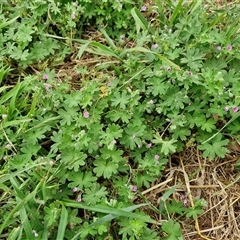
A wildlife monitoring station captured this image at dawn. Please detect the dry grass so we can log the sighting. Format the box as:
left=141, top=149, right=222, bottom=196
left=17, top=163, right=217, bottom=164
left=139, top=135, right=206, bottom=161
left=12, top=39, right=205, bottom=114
left=138, top=145, right=240, bottom=240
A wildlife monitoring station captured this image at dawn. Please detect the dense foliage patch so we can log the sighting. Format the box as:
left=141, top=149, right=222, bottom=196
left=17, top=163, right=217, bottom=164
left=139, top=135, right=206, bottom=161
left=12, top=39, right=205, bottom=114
left=1, top=1, right=240, bottom=239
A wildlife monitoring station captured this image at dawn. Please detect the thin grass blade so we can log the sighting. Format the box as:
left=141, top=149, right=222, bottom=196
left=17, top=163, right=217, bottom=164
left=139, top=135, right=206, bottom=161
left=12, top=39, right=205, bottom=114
left=62, top=199, right=156, bottom=223
left=56, top=205, right=68, bottom=240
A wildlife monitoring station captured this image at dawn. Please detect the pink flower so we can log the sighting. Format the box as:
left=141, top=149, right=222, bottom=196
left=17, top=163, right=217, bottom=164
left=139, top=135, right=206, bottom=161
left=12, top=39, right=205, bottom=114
left=83, top=111, right=89, bottom=118
left=146, top=143, right=152, bottom=148
left=73, top=187, right=78, bottom=192
left=153, top=43, right=158, bottom=49
left=43, top=83, right=51, bottom=92
left=227, top=45, right=232, bottom=50
left=141, top=5, right=147, bottom=12
left=183, top=199, right=188, bottom=206
left=216, top=46, right=221, bottom=51
left=233, top=106, right=238, bottom=113
left=76, top=197, right=82, bottom=202
left=71, top=12, right=76, bottom=20
left=43, top=74, right=49, bottom=80
left=224, top=107, right=229, bottom=112
left=131, top=185, right=137, bottom=192
left=154, top=155, right=159, bottom=160
left=180, top=194, right=185, bottom=201
left=149, top=100, right=154, bottom=104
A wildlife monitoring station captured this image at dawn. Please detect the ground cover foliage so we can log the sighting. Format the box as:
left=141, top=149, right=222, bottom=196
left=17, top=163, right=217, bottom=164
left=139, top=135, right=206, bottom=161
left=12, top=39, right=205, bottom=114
left=1, top=0, right=240, bottom=239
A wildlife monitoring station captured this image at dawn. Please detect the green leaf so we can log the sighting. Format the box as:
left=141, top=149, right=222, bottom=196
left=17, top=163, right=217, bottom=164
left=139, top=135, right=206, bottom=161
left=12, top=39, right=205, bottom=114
left=93, top=158, right=119, bottom=179
left=111, top=91, right=131, bottom=109
left=166, top=200, right=185, bottom=215
left=56, top=205, right=68, bottom=240
left=200, top=118, right=216, bottom=132
left=152, top=134, right=177, bottom=156
left=83, top=183, right=108, bottom=205
left=198, top=134, right=229, bottom=160
left=162, top=219, right=182, bottom=238
left=68, top=171, right=97, bottom=190
left=186, top=207, right=203, bottom=220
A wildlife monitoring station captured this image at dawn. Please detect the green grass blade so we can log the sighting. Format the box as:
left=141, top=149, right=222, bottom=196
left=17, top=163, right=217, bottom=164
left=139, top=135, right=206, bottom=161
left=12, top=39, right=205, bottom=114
left=153, top=0, right=168, bottom=26
left=161, top=184, right=181, bottom=201
left=131, top=8, right=155, bottom=35
left=56, top=205, right=68, bottom=240
left=208, top=11, right=226, bottom=31
left=202, top=111, right=240, bottom=144
left=71, top=203, right=152, bottom=240
left=28, top=91, right=38, bottom=117
left=76, top=42, right=90, bottom=59
left=0, top=162, right=47, bottom=184
left=1, top=118, right=32, bottom=129
left=90, top=203, right=149, bottom=227
left=0, top=83, right=21, bottom=105
left=75, top=40, right=121, bottom=60
left=99, top=27, right=117, bottom=49
left=0, top=15, right=19, bottom=29
left=8, top=227, right=22, bottom=240
left=169, top=0, right=183, bottom=28
left=121, top=46, right=181, bottom=70
left=62, top=199, right=156, bottom=223
left=10, top=177, right=33, bottom=239
left=0, top=85, right=12, bottom=93
left=0, top=64, right=10, bottom=85
left=0, top=179, right=44, bottom=236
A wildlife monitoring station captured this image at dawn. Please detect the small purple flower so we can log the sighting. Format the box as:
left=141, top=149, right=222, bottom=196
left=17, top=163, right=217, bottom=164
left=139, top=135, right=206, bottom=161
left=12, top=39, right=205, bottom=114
left=43, top=83, right=51, bottom=92
left=83, top=111, right=89, bottom=118
left=167, top=67, right=171, bottom=71
left=131, top=185, right=137, bottom=192
left=224, top=107, right=229, bottom=112
left=216, top=46, right=221, bottom=51
left=188, top=71, right=192, bottom=76
left=180, top=194, right=185, bottom=201
left=154, top=155, right=160, bottom=160
left=233, top=106, right=239, bottom=113
left=146, top=143, right=152, bottom=148
left=73, top=187, right=78, bottom=192
left=76, top=197, right=82, bottom=202
left=227, top=45, right=232, bottom=50
left=149, top=99, right=154, bottom=104
left=71, top=12, right=76, bottom=20
left=153, top=43, right=158, bottom=49
left=141, top=5, right=147, bottom=12
left=183, top=199, right=188, bottom=207
left=43, top=74, right=49, bottom=80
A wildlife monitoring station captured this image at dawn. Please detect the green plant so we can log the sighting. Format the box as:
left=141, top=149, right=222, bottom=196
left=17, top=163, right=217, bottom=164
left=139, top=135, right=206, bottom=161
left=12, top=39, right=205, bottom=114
left=0, top=0, right=141, bottom=68
left=1, top=1, right=240, bottom=239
